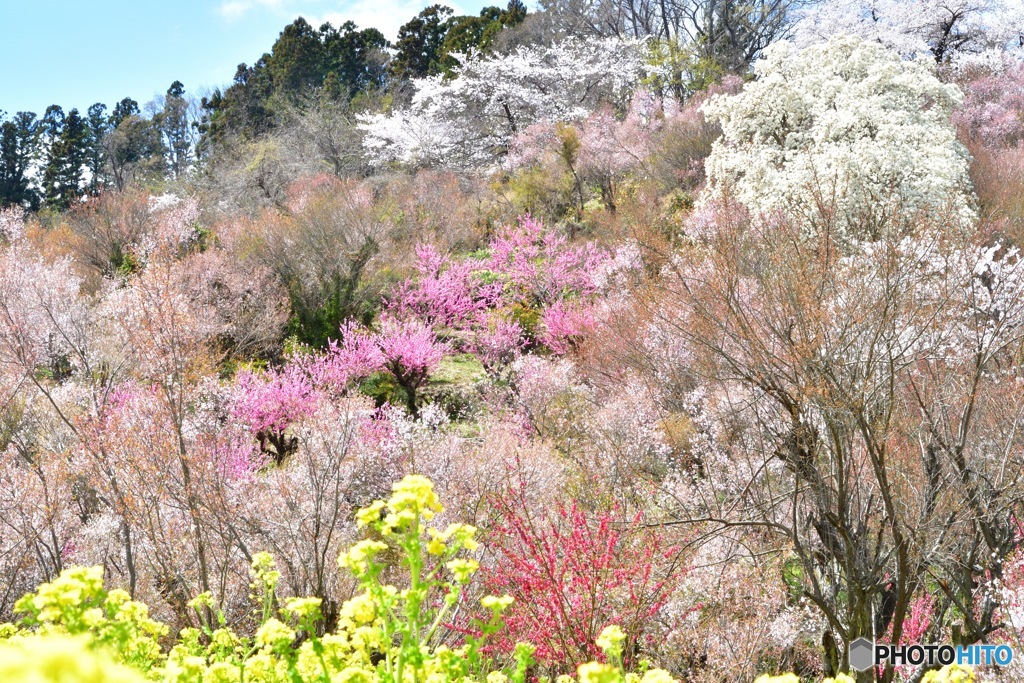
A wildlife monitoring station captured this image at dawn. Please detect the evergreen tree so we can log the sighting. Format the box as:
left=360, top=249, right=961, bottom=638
left=391, top=5, right=456, bottom=80
left=321, top=71, right=344, bottom=102
left=268, top=18, right=326, bottom=97
left=436, top=1, right=528, bottom=73
left=0, top=111, right=39, bottom=210
left=161, top=81, right=191, bottom=179
left=41, top=108, right=88, bottom=210
left=201, top=57, right=275, bottom=145
left=322, top=21, right=389, bottom=93
left=85, top=103, right=109, bottom=195
left=110, top=97, right=140, bottom=127
left=40, top=105, right=66, bottom=208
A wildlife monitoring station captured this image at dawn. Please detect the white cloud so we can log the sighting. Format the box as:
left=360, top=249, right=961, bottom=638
left=219, top=0, right=292, bottom=21
left=219, top=1, right=253, bottom=20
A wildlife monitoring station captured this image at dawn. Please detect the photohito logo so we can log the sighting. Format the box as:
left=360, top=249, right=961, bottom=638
left=848, top=638, right=1014, bottom=671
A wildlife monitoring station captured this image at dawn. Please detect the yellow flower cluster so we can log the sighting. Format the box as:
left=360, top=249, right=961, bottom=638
left=922, top=664, right=976, bottom=683
left=355, top=475, right=444, bottom=537
left=427, top=523, right=479, bottom=555
left=575, top=661, right=678, bottom=683
left=5, top=563, right=167, bottom=674
left=0, top=475, right=693, bottom=683
left=0, top=635, right=146, bottom=683
left=596, top=625, right=626, bottom=656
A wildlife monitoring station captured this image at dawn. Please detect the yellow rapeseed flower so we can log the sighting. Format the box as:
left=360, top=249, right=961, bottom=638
left=0, top=635, right=146, bottom=683
left=578, top=661, right=620, bottom=683
left=480, top=595, right=514, bottom=613
left=753, top=675, right=800, bottom=683
left=596, top=625, right=626, bottom=655
left=284, top=597, right=323, bottom=621
left=255, top=618, right=296, bottom=650
left=445, top=558, right=479, bottom=584
left=388, top=475, right=443, bottom=520
left=640, top=669, right=677, bottom=683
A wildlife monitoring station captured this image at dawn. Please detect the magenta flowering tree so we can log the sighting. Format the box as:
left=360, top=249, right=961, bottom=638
left=374, top=316, right=448, bottom=417
left=314, top=316, right=447, bottom=418
left=486, top=216, right=608, bottom=304
left=387, top=216, right=621, bottom=370
left=226, top=216, right=628, bottom=434
left=230, top=364, right=316, bottom=464
left=303, top=319, right=386, bottom=392
left=539, top=300, right=597, bottom=355
left=470, top=314, right=526, bottom=369
left=228, top=319, right=387, bottom=461
left=389, top=244, right=496, bottom=330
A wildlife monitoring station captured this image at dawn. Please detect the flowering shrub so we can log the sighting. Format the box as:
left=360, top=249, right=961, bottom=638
left=484, top=487, right=685, bottom=674
left=703, top=35, right=975, bottom=238
left=230, top=364, right=316, bottom=463
left=955, top=62, right=1024, bottom=148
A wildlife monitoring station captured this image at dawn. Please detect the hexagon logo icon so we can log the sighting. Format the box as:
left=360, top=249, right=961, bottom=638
left=849, top=637, right=875, bottom=672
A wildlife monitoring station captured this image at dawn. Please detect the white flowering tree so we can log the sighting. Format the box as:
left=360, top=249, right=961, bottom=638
left=359, top=37, right=646, bottom=168
left=702, top=35, right=975, bottom=240
left=792, top=0, right=1024, bottom=65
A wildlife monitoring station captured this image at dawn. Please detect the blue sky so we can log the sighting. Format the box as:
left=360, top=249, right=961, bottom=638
left=0, top=0, right=495, bottom=117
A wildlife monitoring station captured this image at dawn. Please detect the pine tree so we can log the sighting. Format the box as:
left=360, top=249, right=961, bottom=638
left=161, top=81, right=191, bottom=179
left=322, top=22, right=389, bottom=94
left=0, top=111, right=39, bottom=209
left=85, top=103, right=109, bottom=195
left=435, top=1, right=528, bottom=74
left=391, top=5, right=455, bottom=81
left=110, top=97, right=140, bottom=127
left=40, top=107, right=89, bottom=210
left=267, top=18, right=326, bottom=97
left=40, top=105, right=66, bottom=208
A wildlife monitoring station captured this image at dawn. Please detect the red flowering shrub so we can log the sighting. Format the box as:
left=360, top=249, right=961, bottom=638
left=483, top=486, right=686, bottom=674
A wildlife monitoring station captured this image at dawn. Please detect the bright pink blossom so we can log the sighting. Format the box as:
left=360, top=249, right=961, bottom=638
left=539, top=300, right=597, bottom=354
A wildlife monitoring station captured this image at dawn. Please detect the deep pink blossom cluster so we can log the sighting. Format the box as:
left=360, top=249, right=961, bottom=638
left=230, top=364, right=317, bottom=462
left=389, top=216, right=618, bottom=366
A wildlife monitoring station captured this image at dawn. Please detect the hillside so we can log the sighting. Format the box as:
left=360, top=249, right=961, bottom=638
left=2, top=2, right=1024, bottom=683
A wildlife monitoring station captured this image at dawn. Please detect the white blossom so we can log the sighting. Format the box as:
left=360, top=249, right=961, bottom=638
left=792, top=0, right=1024, bottom=66
left=702, top=35, right=976, bottom=239
left=360, top=37, right=646, bottom=168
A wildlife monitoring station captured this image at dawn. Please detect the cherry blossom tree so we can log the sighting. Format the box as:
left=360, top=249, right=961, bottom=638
left=360, top=37, right=646, bottom=168
left=792, top=0, right=1024, bottom=65
left=954, top=61, right=1024, bottom=148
